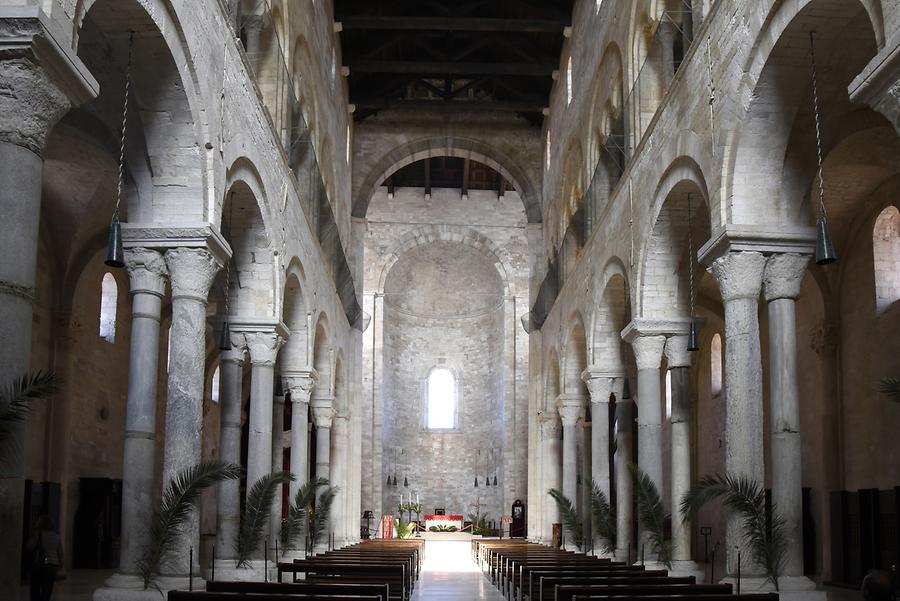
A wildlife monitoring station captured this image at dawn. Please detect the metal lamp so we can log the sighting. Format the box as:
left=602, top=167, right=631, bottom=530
left=105, top=34, right=134, bottom=268
left=810, top=32, right=837, bottom=266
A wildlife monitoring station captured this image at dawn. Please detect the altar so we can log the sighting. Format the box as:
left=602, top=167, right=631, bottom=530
left=424, top=514, right=464, bottom=530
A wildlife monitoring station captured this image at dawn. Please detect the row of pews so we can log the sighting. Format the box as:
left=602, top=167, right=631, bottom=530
left=167, top=539, right=424, bottom=601
left=472, top=539, right=780, bottom=601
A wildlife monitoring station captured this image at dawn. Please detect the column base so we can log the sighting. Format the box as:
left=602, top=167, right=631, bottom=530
left=667, top=560, right=706, bottom=579
left=719, top=575, right=826, bottom=601
left=94, top=574, right=206, bottom=601
left=211, top=559, right=278, bottom=583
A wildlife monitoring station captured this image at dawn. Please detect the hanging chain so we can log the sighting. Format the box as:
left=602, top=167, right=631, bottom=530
left=112, top=33, right=135, bottom=224
left=222, top=192, right=235, bottom=317
left=706, top=35, right=716, bottom=160
left=809, top=31, right=828, bottom=222
left=687, top=193, right=695, bottom=320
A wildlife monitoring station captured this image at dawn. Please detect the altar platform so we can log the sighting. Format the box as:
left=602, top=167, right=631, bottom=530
left=420, top=530, right=481, bottom=541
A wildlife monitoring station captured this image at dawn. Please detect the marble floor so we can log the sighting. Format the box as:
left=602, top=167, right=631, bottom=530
left=410, top=540, right=506, bottom=600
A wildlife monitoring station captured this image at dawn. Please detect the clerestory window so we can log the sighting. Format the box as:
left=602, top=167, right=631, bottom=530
left=426, top=368, right=457, bottom=430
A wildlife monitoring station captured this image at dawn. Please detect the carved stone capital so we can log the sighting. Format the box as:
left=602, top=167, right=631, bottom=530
left=538, top=413, right=562, bottom=440
left=629, top=335, right=666, bottom=371
left=0, top=9, right=99, bottom=155
left=124, top=248, right=168, bottom=297
left=665, top=334, right=692, bottom=369
left=556, top=396, right=586, bottom=427
left=219, top=349, right=245, bottom=366
left=243, top=331, right=285, bottom=367
left=763, top=253, right=810, bottom=302
left=709, top=251, right=766, bottom=302
left=581, top=371, right=615, bottom=405
left=282, top=369, right=318, bottom=405
left=164, top=247, right=222, bottom=303
left=311, top=405, right=334, bottom=429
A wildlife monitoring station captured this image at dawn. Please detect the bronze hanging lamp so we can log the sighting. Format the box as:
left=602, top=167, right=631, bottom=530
left=809, top=32, right=837, bottom=265
left=105, top=34, right=135, bottom=268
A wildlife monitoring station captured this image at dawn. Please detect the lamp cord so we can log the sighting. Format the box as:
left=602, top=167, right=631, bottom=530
left=809, top=31, right=828, bottom=222
left=112, top=33, right=134, bottom=224
left=688, top=193, right=695, bottom=320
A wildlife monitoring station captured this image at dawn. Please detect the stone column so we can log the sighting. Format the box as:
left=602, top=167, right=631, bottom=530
left=242, top=15, right=265, bottom=74
left=0, top=11, right=97, bottom=596
left=539, top=413, right=562, bottom=544
left=331, top=414, right=350, bottom=548
left=582, top=370, right=619, bottom=555
left=311, top=403, right=334, bottom=552
left=215, top=348, right=245, bottom=561
left=708, top=251, right=767, bottom=575
left=665, top=334, right=697, bottom=568
left=557, top=397, right=586, bottom=510
left=657, top=20, right=678, bottom=88
left=614, top=394, right=635, bottom=562
left=243, top=332, right=284, bottom=494
left=283, top=371, right=316, bottom=496
left=270, top=382, right=286, bottom=559
left=118, top=249, right=168, bottom=575
left=628, top=335, right=666, bottom=516
left=763, top=253, right=811, bottom=578
left=161, top=247, right=223, bottom=577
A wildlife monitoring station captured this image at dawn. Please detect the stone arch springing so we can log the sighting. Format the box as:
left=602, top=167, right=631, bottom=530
left=590, top=258, right=631, bottom=371
left=562, top=314, right=589, bottom=397
left=638, top=157, right=711, bottom=319
left=353, top=136, right=541, bottom=223
left=545, top=348, right=561, bottom=411
left=873, top=205, right=900, bottom=315
left=75, top=0, right=206, bottom=223
left=311, top=313, right=332, bottom=400
left=727, top=0, right=883, bottom=227
left=281, top=258, right=310, bottom=370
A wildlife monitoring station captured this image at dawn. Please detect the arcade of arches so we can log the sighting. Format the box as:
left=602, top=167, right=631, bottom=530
left=0, top=0, right=899, bottom=599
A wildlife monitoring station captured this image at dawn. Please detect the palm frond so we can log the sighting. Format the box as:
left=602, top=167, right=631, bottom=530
left=677, top=473, right=787, bottom=589
left=628, top=464, right=670, bottom=567
left=137, top=461, right=241, bottom=589
left=281, top=477, right=328, bottom=550
left=589, top=480, right=616, bottom=554
left=548, top=488, right=583, bottom=551
left=236, top=471, right=294, bottom=567
left=0, top=372, right=60, bottom=464
left=309, top=485, right=338, bottom=550
left=879, top=377, right=900, bottom=403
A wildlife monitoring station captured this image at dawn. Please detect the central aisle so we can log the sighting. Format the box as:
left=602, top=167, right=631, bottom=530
left=410, top=540, right=506, bottom=601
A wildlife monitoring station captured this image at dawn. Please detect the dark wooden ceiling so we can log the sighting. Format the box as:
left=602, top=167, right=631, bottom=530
left=335, top=0, right=575, bottom=126
left=386, top=157, right=509, bottom=195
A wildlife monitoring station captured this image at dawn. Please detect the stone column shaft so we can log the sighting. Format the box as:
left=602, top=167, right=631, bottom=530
left=244, top=332, right=283, bottom=493
left=118, top=249, right=168, bottom=573
left=270, top=389, right=286, bottom=557
left=539, top=414, right=562, bottom=543
left=216, top=350, right=244, bottom=560
left=764, top=253, right=811, bottom=577
left=331, top=414, right=349, bottom=547
left=0, top=14, right=97, bottom=595
left=709, top=251, right=767, bottom=575
left=557, top=400, right=585, bottom=508
left=311, top=404, right=334, bottom=551
left=665, top=334, right=693, bottom=563
left=161, top=248, right=222, bottom=576
left=584, top=372, right=619, bottom=555
left=614, top=397, right=635, bottom=561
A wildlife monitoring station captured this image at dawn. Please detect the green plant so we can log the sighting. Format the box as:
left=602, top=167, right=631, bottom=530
left=628, top=464, right=670, bottom=567
left=235, top=471, right=294, bottom=567
left=0, top=372, right=59, bottom=464
left=879, top=377, right=900, bottom=402
left=429, top=524, right=458, bottom=532
left=467, top=510, right=491, bottom=536
left=589, top=479, right=616, bottom=554
left=281, top=477, right=329, bottom=551
left=680, top=473, right=787, bottom=590
left=308, top=485, right=338, bottom=552
left=547, top=488, right=583, bottom=551
left=394, top=518, right=416, bottom=539
left=137, top=461, right=241, bottom=589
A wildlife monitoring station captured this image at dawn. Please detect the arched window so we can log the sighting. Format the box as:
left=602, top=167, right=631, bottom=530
left=566, top=56, right=573, bottom=105
left=546, top=129, right=552, bottom=170
left=99, top=273, right=118, bottom=343
left=426, top=368, right=457, bottom=430
left=873, top=206, right=900, bottom=315
left=710, top=333, right=723, bottom=397
left=346, top=124, right=351, bottom=164
left=664, top=370, right=672, bottom=419
left=210, top=366, right=221, bottom=403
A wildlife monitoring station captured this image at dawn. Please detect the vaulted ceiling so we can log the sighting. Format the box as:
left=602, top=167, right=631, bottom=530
left=335, top=0, right=575, bottom=126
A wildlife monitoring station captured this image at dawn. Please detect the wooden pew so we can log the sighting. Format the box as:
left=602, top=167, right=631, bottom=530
left=277, top=561, right=408, bottom=601
left=169, top=593, right=380, bottom=601
left=206, top=579, right=390, bottom=601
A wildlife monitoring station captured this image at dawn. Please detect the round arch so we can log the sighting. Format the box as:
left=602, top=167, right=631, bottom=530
left=352, top=137, right=542, bottom=223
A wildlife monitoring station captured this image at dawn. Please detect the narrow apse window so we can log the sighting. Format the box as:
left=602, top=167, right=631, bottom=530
left=566, top=56, right=573, bottom=105
left=426, top=368, right=457, bottom=430
left=211, top=365, right=221, bottom=404
left=99, top=273, right=118, bottom=343
left=546, top=129, right=552, bottom=170
left=710, top=333, right=723, bottom=396
left=665, top=370, right=672, bottom=419
left=873, top=206, right=900, bottom=315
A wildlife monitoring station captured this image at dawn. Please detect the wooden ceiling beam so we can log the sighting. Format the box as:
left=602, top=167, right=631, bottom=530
left=351, top=98, right=546, bottom=113
left=340, top=16, right=568, bottom=33
left=349, top=60, right=555, bottom=76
